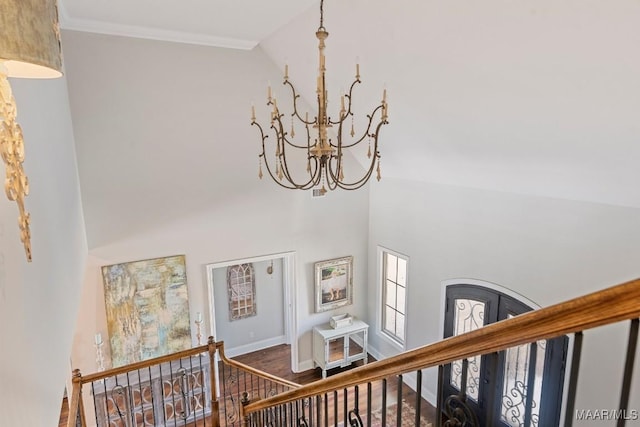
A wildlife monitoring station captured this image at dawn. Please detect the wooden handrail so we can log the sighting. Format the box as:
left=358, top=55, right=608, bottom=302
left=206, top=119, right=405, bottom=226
left=217, top=342, right=301, bottom=389
left=244, top=277, right=640, bottom=414
left=80, top=343, right=210, bottom=383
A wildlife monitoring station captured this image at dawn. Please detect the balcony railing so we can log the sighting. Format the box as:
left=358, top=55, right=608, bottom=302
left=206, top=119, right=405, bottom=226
left=67, top=278, right=640, bottom=427
left=67, top=338, right=299, bottom=427
left=239, top=278, right=640, bottom=427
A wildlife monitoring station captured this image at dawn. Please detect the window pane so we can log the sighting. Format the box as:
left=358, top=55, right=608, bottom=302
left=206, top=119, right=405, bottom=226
left=386, top=253, right=397, bottom=281
left=396, top=286, right=406, bottom=314
left=384, top=307, right=396, bottom=334
left=396, top=313, right=405, bottom=340
left=397, top=257, right=407, bottom=286
left=385, top=280, right=396, bottom=308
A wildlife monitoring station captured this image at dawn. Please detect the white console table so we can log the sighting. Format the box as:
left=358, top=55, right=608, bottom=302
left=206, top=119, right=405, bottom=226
left=313, top=319, right=369, bottom=378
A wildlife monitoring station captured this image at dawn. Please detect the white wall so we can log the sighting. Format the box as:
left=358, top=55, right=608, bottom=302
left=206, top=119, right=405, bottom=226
left=212, top=258, right=285, bottom=353
left=367, top=177, right=640, bottom=423
left=0, top=76, right=87, bottom=424
left=71, top=185, right=369, bottom=373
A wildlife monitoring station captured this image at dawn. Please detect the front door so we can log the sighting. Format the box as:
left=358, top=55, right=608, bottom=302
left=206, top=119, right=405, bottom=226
left=441, top=283, right=568, bottom=427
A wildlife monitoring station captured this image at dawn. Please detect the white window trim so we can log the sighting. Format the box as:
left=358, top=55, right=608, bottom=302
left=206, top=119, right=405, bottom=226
left=377, top=245, right=409, bottom=350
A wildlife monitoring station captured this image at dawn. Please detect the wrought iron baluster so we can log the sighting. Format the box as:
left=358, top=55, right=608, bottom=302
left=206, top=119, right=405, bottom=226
left=343, top=388, right=348, bottom=427
left=524, top=343, right=537, bottom=427
left=397, top=374, right=403, bottom=427
left=324, top=392, right=329, bottom=427
left=347, top=409, right=364, bottom=427
left=416, top=370, right=423, bottom=427
left=381, top=378, right=387, bottom=427
left=437, top=366, right=444, bottom=427
left=90, top=380, right=99, bottom=426
left=333, top=390, right=338, bottom=427
left=618, top=318, right=639, bottom=427
left=316, top=395, right=322, bottom=427
left=564, top=332, right=583, bottom=427
left=366, top=382, right=372, bottom=427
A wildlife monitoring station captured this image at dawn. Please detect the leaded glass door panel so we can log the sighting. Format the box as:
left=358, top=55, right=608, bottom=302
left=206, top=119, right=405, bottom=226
left=441, top=284, right=568, bottom=427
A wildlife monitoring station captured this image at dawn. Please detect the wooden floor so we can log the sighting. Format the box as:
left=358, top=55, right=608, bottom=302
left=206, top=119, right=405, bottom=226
left=60, top=344, right=437, bottom=426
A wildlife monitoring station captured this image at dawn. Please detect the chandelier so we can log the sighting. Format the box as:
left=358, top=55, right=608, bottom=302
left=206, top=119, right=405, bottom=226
left=251, top=0, right=388, bottom=194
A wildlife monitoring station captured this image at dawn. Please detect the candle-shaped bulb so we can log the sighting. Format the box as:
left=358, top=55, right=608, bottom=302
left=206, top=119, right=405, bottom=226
left=95, top=333, right=102, bottom=345
left=267, top=82, right=272, bottom=100
left=196, top=312, right=203, bottom=323
left=356, top=63, right=360, bottom=79
left=383, top=88, right=387, bottom=103
left=251, top=104, right=256, bottom=122
left=341, top=94, right=346, bottom=114
left=284, top=64, right=289, bottom=80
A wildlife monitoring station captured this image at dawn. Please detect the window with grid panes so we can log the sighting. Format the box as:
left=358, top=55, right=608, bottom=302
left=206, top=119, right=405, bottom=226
left=381, top=250, right=407, bottom=345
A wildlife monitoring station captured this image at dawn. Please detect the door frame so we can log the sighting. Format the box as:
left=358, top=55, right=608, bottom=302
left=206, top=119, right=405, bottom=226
left=206, top=251, right=297, bottom=371
left=439, top=278, right=573, bottom=426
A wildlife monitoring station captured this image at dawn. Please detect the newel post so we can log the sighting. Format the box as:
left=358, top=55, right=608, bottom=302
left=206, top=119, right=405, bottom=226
left=208, top=336, right=220, bottom=427
left=67, top=368, right=86, bottom=427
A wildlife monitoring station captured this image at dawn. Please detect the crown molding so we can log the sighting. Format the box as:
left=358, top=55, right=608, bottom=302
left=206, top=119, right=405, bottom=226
left=58, top=7, right=258, bottom=50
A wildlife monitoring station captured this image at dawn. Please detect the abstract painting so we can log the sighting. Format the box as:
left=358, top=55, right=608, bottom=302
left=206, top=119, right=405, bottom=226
left=101, top=255, right=191, bottom=367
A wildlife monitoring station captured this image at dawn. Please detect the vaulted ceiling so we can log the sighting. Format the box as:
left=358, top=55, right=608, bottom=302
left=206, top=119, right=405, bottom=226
left=59, top=0, right=640, bottom=247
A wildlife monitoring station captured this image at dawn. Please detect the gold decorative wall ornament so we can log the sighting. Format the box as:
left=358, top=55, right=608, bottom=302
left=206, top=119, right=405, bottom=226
left=0, top=0, right=63, bottom=261
left=0, top=70, right=31, bottom=260
left=251, top=0, right=388, bottom=194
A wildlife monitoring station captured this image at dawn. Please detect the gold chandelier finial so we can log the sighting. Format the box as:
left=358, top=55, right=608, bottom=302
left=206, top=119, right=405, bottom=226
left=251, top=0, right=388, bottom=192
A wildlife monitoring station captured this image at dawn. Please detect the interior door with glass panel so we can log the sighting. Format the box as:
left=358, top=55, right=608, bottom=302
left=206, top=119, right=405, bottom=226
left=441, top=284, right=568, bottom=427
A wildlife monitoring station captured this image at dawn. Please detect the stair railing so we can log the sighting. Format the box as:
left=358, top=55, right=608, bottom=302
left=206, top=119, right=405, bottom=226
left=240, top=278, right=640, bottom=427
left=67, top=337, right=300, bottom=427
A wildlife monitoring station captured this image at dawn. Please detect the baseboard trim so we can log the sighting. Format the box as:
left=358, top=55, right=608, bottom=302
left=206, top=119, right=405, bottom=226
left=224, top=335, right=286, bottom=358
left=297, top=359, right=315, bottom=372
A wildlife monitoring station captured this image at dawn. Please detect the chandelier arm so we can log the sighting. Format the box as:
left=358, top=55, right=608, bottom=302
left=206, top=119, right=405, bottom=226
left=270, top=120, right=321, bottom=189
left=254, top=119, right=311, bottom=190
left=251, top=120, right=270, bottom=157
left=328, top=78, right=361, bottom=126
left=325, top=162, right=340, bottom=191
left=284, top=79, right=317, bottom=126
left=258, top=153, right=301, bottom=190
left=331, top=104, right=386, bottom=149
left=329, top=120, right=385, bottom=190
left=280, top=154, right=320, bottom=190
left=272, top=109, right=316, bottom=150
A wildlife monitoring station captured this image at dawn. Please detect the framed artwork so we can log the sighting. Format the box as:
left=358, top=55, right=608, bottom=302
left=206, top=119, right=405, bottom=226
left=315, top=256, right=353, bottom=313
left=227, top=263, right=257, bottom=321
left=101, top=255, right=191, bottom=367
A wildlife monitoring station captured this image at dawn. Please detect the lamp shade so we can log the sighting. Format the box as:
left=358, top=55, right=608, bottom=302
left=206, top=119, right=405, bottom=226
left=0, top=0, right=63, bottom=78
